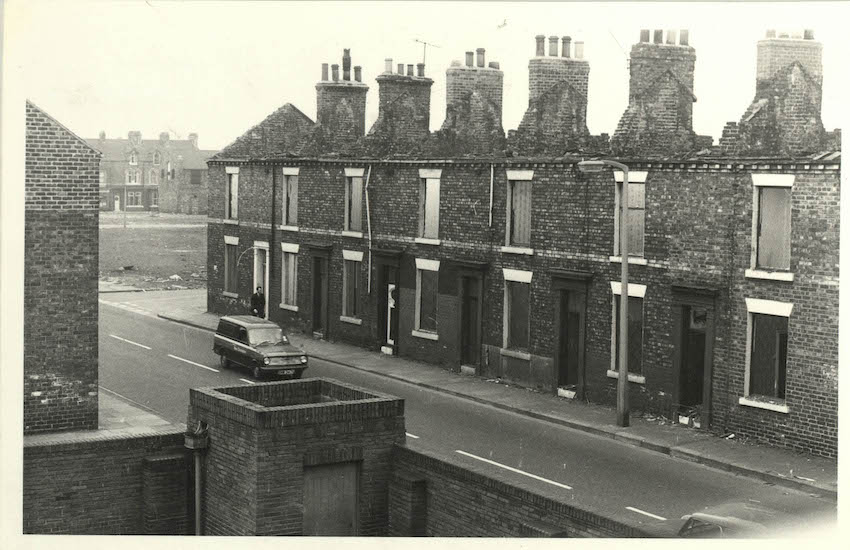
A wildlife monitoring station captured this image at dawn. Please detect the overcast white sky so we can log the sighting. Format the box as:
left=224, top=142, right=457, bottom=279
left=4, top=0, right=849, bottom=150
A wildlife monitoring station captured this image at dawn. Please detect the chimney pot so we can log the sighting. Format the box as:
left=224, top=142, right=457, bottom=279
left=778, top=32, right=789, bottom=38
left=407, top=64, right=414, bottom=76
left=488, top=61, right=500, bottom=69
left=465, top=51, right=474, bottom=67
left=342, top=49, right=351, bottom=80
left=417, top=63, right=425, bottom=77
left=804, top=29, right=815, bottom=40
left=766, top=29, right=776, bottom=38
left=354, top=66, right=362, bottom=82
left=640, top=29, right=650, bottom=43
left=679, top=29, right=689, bottom=46
left=188, top=133, right=198, bottom=148
left=574, top=41, right=584, bottom=59
left=666, top=30, right=676, bottom=44
left=398, top=63, right=404, bottom=75
left=548, top=36, right=558, bottom=56
left=535, top=35, right=546, bottom=56
left=653, top=30, right=663, bottom=44
left=384, top=58, right=392, bottom=73
left=561, top=36, right=571, bottom=57
left=476, top=47, right=485, bottom=67
left=321, top=63, right=329, bottom=81
left=332, top=64, right=339, bottom=81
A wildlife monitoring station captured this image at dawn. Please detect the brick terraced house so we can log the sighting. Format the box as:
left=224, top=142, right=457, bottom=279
left=87, top=131, right=217, bottom=213
left=206, top=32, right=840, bottom=457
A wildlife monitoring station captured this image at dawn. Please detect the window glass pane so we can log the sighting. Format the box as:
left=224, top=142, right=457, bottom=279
left=225, top=244, right=238, bottom=293
left=287, top=175, right=298, bottom=225
left=419, top=270, right=438, bottom=332
left=228, top=174, right=239, bottom=219
left=614, top=296, right=643, bottom=374
left=757, top=187, right=791, bottom=270
left=348, top=177, right=362, bottom=231
left=510, top=181, right=531, bottom=246
left=282, top=253, right=297, bottom=306
left=344, top=260, right=360, bottom=317
left=507, top=281, right=530, bottom=350
left=423, top=179, right=440, bottom=239
left=749, top=314, right=788, bottom=398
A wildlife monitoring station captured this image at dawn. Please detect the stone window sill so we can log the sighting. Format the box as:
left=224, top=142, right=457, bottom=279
left=745, top=269, right=794, bottom=282
left=340, top=315, right=363, bottom=326
left=609, top=256, right=648, bottom=266
left=606, top=369, right=646, bottom=384
left=500, top=348, right=531, bottom=361
left=223, top=219, right=239, bottom=225
left=280, top=304, right=299, bottom=312
left=501, top=246, right=534, bottom=256
left=342, top=230, right=363, bottom=238
left=412, top=329, right=438, bottom=341
left=278, top=225, right=299, bottom=233
left=415, top=237, right=441, bottom=246
left=739, top=396, right=789, bottom=414
left=223, top=291, right=239, bottom=298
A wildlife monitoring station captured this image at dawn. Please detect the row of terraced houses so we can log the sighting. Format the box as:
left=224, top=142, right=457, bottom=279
left=206, top=29, right=840, bottom=457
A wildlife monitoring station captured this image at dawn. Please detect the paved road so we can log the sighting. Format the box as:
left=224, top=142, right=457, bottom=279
left=99, top=297, right=835, bottom=536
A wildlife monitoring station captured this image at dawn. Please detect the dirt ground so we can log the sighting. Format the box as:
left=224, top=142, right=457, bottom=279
left=99, top=212, right=207, bottom=290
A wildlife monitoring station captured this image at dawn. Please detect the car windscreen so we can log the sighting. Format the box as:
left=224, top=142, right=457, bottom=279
left=247, top=327, right=288, bottom=346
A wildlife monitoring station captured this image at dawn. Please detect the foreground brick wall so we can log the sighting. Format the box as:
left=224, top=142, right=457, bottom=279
left=23, top=427, right=189, bottom=534
left=24, top=101, right=101, bottom=433
left=390, top=445, right=649, bottom=537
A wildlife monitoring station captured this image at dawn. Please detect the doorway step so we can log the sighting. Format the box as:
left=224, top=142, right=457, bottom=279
left=557, top=385, right=577, bottom=399
left=460, top=365, right=476, bottom=376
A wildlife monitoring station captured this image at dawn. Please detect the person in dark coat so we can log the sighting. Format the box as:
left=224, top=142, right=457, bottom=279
left=251, top=286, right=265, bottom=318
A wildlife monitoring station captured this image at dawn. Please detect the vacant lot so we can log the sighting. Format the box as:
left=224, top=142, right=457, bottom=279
left=100, top=213, right=207, bottom=290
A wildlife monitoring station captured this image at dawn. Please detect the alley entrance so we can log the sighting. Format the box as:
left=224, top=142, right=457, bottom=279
left=552, top=271, right=590, bottom=398
left=671, top=287, right=716, bottom=429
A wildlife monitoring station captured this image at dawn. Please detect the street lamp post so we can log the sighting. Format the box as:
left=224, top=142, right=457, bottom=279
left=577, top=159, right=630, bottom=427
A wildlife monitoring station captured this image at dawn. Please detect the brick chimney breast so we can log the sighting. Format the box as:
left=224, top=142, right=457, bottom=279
left=368, top=57, right=433, bottom=145
left=128, top=131, right=141, bottom=146
left=316, top=49, right=369, bottom=150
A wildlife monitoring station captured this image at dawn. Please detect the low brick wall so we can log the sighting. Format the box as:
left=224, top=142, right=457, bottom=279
left=23, top=426, right=189, bottom=534
left=390, top=445, right=651, bottom=537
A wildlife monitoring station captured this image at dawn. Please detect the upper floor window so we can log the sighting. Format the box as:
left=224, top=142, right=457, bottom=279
left=126, top=170, right=140, bottom=184
left=189, top=169, right=202, bottom=185
left=149, top=169, right=157, bottom=185
left=419, top=169, right=441, bottom=241
left=614, top=171, right=646, bottom=258
left=153, top=151, right=161, bottom=165
left=506, top=170, right=533, bottom=248
left=225, top=167, right=239, bottom=220
left=282, top=167, right=299, bottom=227
left=129, top=152, right=138, bottom=166
left=751, top=174, right=793, bottom=273
left=344, top=168, right=364, bottom=234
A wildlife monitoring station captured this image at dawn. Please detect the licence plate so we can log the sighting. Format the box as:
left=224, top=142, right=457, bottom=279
left=280, top=369, right=295, bottom=375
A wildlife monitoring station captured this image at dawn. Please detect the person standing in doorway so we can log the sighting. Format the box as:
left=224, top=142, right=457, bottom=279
left=251, top=286, right=265, bottom=318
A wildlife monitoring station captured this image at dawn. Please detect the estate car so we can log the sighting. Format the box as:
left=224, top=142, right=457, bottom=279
left=213, top=315, right=308, bottom=379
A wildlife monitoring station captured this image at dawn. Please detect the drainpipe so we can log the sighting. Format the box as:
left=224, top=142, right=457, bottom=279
left=184, top=421, right=209, bottom=535
left=488, top=164, right=494, bottom=227
left=269, top=167, right=277, bottom=306
left=364, top=165, right=373, bottom=293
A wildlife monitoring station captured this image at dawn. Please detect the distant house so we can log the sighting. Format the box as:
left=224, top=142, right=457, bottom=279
left=87, top=131, right=217, bottom=214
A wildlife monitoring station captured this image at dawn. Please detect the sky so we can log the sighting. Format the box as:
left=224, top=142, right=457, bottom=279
left=4, top=0, right=848, bottom=151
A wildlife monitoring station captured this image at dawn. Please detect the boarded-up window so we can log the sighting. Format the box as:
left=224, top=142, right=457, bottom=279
left=420, top=178, right=440, bottom=239
left=506, top=281, right=530, bottom=350
left=417, top=269, right=438, bottom=332
left=281, top=252, right=298, bottom=306
left=302, top=462, right=359, bottom=536
left=614, top=295, right=643, bottom=374
left=227, top=173, right=239, bottom=219
left=189, top=169, right=202, bottom=184
left=284, top=174, right=299, bottom=226
left=509, top=181, right=531, bottom=246
left=224, top=243, right=238, bottom=294
left=346, top=177, right=363, bottom=232
left=749, top=314, right=788, bottom=398
left=343, top=259, right=360, bottom=318
left=757, top=187, right=791, bottom=270
left=617, top=182, right=644, bottom=257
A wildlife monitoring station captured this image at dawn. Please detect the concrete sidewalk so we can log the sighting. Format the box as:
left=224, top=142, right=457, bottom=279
left=155, top=302, right=837, bottom=500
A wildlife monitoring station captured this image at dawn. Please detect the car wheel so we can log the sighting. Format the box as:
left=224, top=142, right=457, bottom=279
left=220, top=355, right=230, bottom=369
left=253, top=365, right=262, bottom=380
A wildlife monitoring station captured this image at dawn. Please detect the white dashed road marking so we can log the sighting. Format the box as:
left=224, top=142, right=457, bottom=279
left=626, top=506, right=667, bottom=521
left=240, top=378, right=256, bottom=385
left=405, top=433, right=420, bottom=439
left=168, top=354, right=219, bottom=372
left=109, top=334, right=151, bottom=350
left=455, top=450, right=572, bottom=490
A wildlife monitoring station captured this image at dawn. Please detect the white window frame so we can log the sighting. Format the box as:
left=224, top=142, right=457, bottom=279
left=129, top=152, right=138, bottom=166
left=126, top=191, right=142, bottom=207
left=341, top=250, right=364, bottom=324
left=225, top=166, right=239, bottom=222
left=501, top=268, right=532, bottom=359
left=413, top=258, right=440, bottom=340
left=609, top=281, right=647, bottom=383
left=613, top=170, right=647, bottom=259
left=747, top=174, right=795, bottom=281
left=344, top=168, right=364, bottom=237
left=149, top=169, right=157, bottom=185
left=417, top=168, right=442, bottom=244
left=281, top=167, right=300, bottom=230
left=153, top=151, right=161, bottom=165
left=223, top=235, right=239, bottom=297
left=740, top=298, right=792, bottom=413
left=504, top=170, right=533, bottom=253
left=279, top=242, right=299, bottom=311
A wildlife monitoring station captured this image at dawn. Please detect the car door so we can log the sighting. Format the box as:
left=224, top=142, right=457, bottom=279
left=234, top=326, right=251, bottom=367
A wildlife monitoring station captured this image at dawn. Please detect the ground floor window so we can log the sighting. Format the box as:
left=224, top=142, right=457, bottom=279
left=613, top=295, right=644, bottom=374
left=502, top=268, right=533, bottom=352
left=149, top=190, right=158, bottom=207
left=224, top=237, right=239, bottom=294
left=744, top=299, right=793, bottom=402
left=342, top=253, right=362, bottom=319
left=126, top=191, right=142, bottom=207
left=281, top=250, right=298, bottom=308
left=414, top=258, right=440, bottom=336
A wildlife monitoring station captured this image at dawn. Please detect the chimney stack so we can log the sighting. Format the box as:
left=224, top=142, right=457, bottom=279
left=188, top=133, right=198, bottom=148
left=561, top=36, right=571, bottom=57
left=445, top=46, right=504, bottom=125
left=99, top=130, right=106, bottom=140
left=159, top=132, right=169, bottom=143
left=757, top=29, right=823, bottom=84
left=370, top=53, right=433, bottom=143
left=527, top=33, right=590, bottom=105
left=548, top=36, right=558, bottom=56
left=535, top=35, right=546, bottom=56
left=316, top=49, right=369, bottom=149
left=128, top=131, right=141, bottom=146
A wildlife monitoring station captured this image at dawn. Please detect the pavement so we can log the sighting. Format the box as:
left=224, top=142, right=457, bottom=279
left=102, top=286, right=837, bottom=500
left=98, top=389, right=185, bottom=434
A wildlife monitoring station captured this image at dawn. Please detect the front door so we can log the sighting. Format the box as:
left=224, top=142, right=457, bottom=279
left=114, top=194, right=121, bottom=211
left=679, top=306, right=707, bottom=410
left=302, top=462, right=359, bottom=536
left=460, top=276, right=481, bottom=366
left=253, top=246, right=269, bottom=319
left=312, top=256, right=328, bottom=335
left=557, top=290, right=583, bottom=388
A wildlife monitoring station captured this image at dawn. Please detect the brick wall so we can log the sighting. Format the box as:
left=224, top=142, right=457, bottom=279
left=23, top=427, right=189, bottom=534
left=316, top=82, right=368, bottom=151
left=390, top=445, right=650, bottom=537
left=24, top=101, right=101, bottom=434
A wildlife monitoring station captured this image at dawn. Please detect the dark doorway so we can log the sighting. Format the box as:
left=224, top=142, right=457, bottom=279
left=312, top=256, right=328, bottom=336
left=679, top=306, right=707, bottom=409
left=378, top=265, right=398, bottom=354
left=557, top=290, right=583, bottom=388
left=460, top=276, right=481, bottom=366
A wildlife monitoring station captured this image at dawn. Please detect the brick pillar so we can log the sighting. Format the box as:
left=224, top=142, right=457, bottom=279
left=388, top=471, right=427, bottom=536
left=142, top=452, right=191, bottom=534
